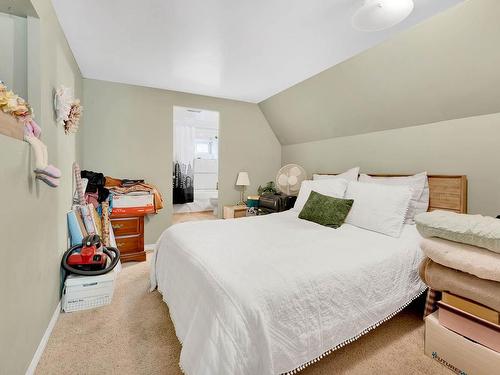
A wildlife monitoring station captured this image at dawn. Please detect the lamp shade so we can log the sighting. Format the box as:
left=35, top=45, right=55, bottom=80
left=236, top=171, right=250, bottom=186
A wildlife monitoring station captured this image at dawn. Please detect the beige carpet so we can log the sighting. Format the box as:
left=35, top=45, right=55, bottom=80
left=172, top=211, right=217, bottom=224
left=36, top=257, right=449, bottom=375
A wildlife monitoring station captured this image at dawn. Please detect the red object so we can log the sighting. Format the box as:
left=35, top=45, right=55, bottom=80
left=67, top=243, right=107, bottom=270
left=110, top=206, right=154, bottom=217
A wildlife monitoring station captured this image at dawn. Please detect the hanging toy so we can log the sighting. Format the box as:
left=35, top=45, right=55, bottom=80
left=24, top=119, right=61, bottom=187
left=0, top=81, right=61, bottom=187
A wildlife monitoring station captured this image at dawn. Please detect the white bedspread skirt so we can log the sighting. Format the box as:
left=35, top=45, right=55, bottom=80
left=150, top=212, right=425, bottom=375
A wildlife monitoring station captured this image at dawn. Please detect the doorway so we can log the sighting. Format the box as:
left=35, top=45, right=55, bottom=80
left=172, top=106, right=219, bottom=221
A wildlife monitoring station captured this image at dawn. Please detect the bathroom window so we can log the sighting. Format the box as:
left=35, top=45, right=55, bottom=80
left=195, top=141, right=210, bottom=155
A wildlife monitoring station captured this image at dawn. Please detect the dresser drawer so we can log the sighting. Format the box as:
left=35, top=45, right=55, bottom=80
left=115, top=235, right=143, bottom=255
left=111, top=217, right=141, bottom=236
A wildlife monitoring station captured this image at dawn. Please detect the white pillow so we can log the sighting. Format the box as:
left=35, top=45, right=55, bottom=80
left=345, top=181, right=412, bottom=237
left=313, top=167, right=360, bottom=182
left=293, top=179, right=349, bottom=212
left=358, top=172, right=429, bottom=224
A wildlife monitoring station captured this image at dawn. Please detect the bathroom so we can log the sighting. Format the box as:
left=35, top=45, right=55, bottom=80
left=172, top=106, right=219, bottom=221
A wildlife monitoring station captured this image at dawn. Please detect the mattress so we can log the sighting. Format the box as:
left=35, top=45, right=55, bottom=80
left=150, top=211, right=426, bottom=375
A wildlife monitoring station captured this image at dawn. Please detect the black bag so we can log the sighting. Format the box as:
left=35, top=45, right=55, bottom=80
left=259, top=194, right=296, bottom=212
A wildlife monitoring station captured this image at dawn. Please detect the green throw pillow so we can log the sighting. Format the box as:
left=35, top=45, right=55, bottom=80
left=298, top=191, right=354, bottom=228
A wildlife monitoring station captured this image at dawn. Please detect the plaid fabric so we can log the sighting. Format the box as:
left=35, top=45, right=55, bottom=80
left=73, top=162, right=86, bottom=205
left=424, top=288, right=441, bottom=318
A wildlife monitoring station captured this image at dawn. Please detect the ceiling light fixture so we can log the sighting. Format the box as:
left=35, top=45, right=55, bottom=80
left=352, top=0, right=414, bottom=32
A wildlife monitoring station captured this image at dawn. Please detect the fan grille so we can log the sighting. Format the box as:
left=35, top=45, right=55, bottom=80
left=276, top=164, right=306, bottom=196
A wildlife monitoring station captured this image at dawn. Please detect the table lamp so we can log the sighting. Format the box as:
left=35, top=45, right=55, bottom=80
left=236, top=171, right=250, bottom=205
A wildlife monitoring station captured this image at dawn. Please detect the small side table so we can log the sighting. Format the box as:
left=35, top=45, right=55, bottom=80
left=223, top=205, right=247, bottom=219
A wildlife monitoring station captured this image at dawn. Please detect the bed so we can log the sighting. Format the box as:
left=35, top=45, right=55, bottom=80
left=150, top=174, right=467, bottom=375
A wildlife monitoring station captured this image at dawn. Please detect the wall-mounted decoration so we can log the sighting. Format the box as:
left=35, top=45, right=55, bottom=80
left=0, top=81, right=32, bottom=120
left=64, top=99, right=82, bottom=134
left=54, top=85, right=83, bottom=134
left=54, top=85, right=72, bottom=126
left=0, top=81, right=61, bottom=188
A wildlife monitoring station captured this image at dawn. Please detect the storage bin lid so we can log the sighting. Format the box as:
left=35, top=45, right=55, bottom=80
left=65, top=269, right=116, bottom=286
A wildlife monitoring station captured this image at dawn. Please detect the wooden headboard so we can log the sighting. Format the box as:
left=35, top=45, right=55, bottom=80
left=317, top=174, right=468, bottom=214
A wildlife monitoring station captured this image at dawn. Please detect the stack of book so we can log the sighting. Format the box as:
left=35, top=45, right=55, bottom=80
left=438, top=292, right=500, bottom=352
left=424, top=290, right=500, bottom=375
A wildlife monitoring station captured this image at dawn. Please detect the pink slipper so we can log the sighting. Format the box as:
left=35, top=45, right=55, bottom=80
left=36, top=174, right=59, bottom=188
left=30, top=120, right=42, bottom=138
left=35, top=164, right=61, bottom=179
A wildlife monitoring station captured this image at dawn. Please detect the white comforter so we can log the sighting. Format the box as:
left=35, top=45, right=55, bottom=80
left=150, top=211, right=425, bottom=375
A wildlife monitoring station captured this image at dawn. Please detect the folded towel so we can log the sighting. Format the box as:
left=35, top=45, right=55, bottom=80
left=420, top=238, right=500, bottom=282
left=415, top=210, right=500, bottom=253
left=419, top=258, right=500, bottom=312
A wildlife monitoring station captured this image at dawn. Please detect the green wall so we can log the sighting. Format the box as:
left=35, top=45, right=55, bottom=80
left=259, top=0, right=500, bottom=145
left=81, top=79, right=281, bottom=243
left=0, top=0, right=83, bottom=373
left=0, top=13, right=27, bottom=99
left=282, top=112, right=500, bottom=217
left=260, top=0, right=500, bottom=217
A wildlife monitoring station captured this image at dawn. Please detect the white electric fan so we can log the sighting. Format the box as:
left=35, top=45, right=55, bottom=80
left=275, top=164, right=307, bottom=196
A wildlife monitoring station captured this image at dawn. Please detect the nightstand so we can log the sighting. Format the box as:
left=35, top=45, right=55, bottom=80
left=110, top=214, right=146, bottom=262
left=223, top=205, right=247, bottom=219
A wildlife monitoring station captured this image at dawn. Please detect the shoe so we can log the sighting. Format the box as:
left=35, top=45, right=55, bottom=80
left=36, top=174, right=59, bottom=188
left=34, top=164, right=61, bottom=179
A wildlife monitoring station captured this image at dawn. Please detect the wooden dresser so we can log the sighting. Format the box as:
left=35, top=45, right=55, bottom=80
left=110, top=214, right=146, bottom=262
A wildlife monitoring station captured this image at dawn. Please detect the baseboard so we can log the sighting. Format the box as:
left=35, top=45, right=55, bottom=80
left=25, top=301, right=61, bottom=375
left=145, top=243, right=156, bottom=253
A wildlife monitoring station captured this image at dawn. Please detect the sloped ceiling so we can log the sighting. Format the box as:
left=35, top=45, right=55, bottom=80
left=259, top=0, right=500, bottom=145
left=51, top=0, right=462, bottom=103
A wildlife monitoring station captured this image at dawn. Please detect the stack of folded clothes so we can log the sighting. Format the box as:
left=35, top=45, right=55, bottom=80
left=415, top=210, right=500, bottom=374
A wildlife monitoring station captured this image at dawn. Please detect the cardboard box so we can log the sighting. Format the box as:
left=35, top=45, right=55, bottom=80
left=425, top=311, right=500, bottom=375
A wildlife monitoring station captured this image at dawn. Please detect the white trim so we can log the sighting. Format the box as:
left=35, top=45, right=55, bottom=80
left=145, top=243, right=156, bottom=253
left=25, top=301, right=61, bottom=375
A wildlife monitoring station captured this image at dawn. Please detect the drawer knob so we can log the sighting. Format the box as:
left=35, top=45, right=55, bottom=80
left=117, top=242, right=125, bottom=247
left=113, top=224, right=124, bottom=229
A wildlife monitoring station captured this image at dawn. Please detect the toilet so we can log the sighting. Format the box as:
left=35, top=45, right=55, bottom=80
left=209, top=197, right=218, bottom=216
